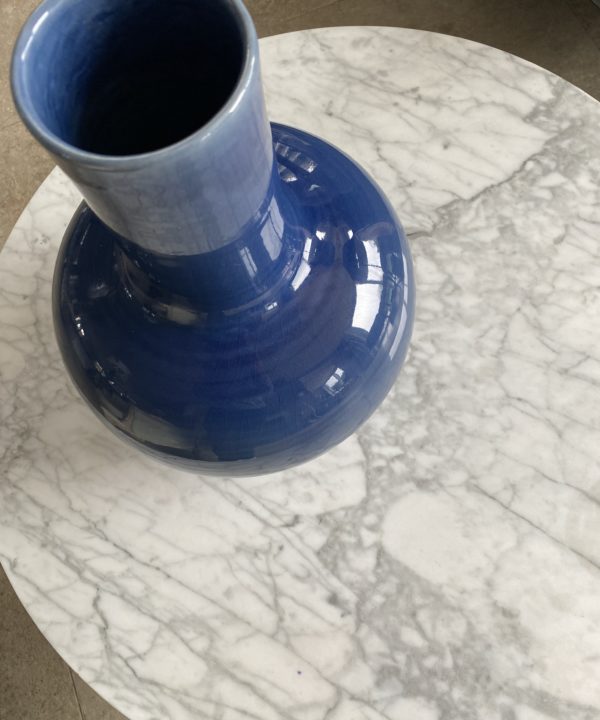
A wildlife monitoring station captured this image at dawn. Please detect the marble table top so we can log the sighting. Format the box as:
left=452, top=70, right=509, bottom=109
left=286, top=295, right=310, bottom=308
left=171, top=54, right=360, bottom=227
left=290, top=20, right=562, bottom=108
left=2, top=25, right=600, bottom=720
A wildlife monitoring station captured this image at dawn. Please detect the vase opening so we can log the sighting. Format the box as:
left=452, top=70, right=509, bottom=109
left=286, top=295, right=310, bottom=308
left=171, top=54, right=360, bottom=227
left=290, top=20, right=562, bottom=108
left=13, top=0, right=247, bottom=157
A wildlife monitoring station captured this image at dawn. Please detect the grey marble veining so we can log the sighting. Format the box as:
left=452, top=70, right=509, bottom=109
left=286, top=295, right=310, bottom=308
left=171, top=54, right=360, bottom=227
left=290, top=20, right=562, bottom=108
left=1, top=27, right=600, bottom=720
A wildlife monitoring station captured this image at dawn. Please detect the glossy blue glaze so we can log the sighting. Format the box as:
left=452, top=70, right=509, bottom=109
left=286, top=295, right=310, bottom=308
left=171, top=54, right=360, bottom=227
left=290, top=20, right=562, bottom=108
left=12, top=0, right=415, bottom=475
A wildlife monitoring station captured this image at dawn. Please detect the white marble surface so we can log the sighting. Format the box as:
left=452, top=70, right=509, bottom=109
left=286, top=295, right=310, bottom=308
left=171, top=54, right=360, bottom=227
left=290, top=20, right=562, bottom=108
left=1, top=26, right=600, bottom=720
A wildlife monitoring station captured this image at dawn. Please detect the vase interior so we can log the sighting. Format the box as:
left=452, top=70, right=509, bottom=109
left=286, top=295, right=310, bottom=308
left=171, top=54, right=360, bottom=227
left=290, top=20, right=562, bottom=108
left=16, top=0, right=246, bottom=155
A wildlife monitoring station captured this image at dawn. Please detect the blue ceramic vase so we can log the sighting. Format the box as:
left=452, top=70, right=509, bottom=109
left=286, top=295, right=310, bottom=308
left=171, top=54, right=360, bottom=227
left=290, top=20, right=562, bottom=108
left=12, top=0, right=415, bottom=476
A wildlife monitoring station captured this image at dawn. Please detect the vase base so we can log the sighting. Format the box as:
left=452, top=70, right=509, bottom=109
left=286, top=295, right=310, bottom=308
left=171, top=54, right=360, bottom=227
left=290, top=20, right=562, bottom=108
left=53, top=123, right=415, bottom=476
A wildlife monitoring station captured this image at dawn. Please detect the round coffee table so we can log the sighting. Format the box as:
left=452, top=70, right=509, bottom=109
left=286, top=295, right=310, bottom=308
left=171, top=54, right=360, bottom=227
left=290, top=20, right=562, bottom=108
left=1, top=26, right=600, bottom=720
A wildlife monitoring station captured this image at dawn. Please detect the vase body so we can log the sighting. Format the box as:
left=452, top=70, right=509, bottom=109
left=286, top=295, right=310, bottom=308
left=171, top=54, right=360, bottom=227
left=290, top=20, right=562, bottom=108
left=12, top=0, right=415, bottom=476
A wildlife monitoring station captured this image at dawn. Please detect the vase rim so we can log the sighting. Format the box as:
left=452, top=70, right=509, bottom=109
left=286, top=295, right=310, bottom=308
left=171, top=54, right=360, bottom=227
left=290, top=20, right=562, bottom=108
left=11, top=0, right=258, bottom=168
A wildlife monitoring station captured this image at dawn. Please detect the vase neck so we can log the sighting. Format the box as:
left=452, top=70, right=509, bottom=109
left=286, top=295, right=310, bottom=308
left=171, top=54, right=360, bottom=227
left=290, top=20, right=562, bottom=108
left=61, top=57, right=276, bottom=258
left=12, top=0, right=276, bottom=258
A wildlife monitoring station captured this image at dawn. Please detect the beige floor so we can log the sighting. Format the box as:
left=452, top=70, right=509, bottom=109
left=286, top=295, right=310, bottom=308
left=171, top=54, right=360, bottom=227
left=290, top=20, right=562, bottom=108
left=1, top=1, right=600, bottom=718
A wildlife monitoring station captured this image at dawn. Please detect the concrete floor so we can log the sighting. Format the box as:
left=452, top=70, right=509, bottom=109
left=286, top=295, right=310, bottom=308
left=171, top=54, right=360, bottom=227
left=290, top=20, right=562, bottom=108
left=1, top=0, right=600, bottom=718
